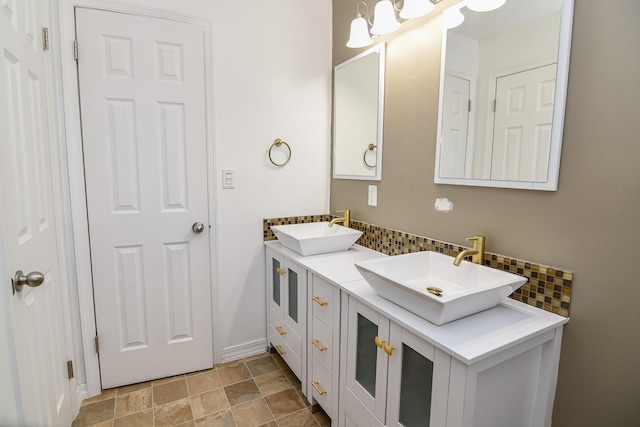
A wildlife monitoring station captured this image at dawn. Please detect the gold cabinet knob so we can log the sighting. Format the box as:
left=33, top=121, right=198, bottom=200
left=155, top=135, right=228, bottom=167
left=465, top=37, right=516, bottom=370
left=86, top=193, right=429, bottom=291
left=383, top=343, right=394, bottom=356
left=374, top=336, right=385, bottom=348
left=275, top=345, right=286, bottom=356
left=276, top=268, right=285, bottom=276
left=275, top=326, right=286, bottom=336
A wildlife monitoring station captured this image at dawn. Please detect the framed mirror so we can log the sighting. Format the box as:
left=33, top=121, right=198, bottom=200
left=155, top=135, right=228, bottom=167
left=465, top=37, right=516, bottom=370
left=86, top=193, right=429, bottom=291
left=434, top=0, right=574, bottom=190
left=333, top=44, right=385, bottom=180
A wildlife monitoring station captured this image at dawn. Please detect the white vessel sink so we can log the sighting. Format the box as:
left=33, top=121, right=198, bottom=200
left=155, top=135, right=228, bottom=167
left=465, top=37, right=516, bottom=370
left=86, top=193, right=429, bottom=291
left=355, top=251, right=527, bottom=325
left=271, top=222, right=363, bottom=256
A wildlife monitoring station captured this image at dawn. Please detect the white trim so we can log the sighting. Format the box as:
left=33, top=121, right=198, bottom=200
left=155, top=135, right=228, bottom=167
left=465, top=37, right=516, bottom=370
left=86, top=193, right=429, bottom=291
left=221, top=339, right=270, bottom=363
left=58, top=0, right=219, bottom=397
left=75, top=383, right=88, bottom=411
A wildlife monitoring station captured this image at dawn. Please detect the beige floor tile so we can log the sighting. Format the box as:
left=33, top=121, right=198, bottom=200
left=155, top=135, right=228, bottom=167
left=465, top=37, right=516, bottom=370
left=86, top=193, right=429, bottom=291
left=271, top=353, right=288, bottom=369
left=217, top=363, right=251, bottom=386
left=188, top=369, right=222, bottom=395
left=224, top=379, right=261, bottom=407
left=230, top=398, right=273, bottom=427
left=253, top=370, right=291, bottom=396
left=194, top=409, right=237, bottom=427
left=113, top=409, right=153, bottom=427
left=154, top=397, right=193, bottom=427
left=116, top=381, right=151, bottom=396
left=72, top=398, right=115, bottom=427
left=246, top=356, right=279, bottom=377
left=152, top=374, right=186, bottom=387
left=153, top=378, right=189, bottom=406
left=114, top=388, right=152, bottom=418
left=191, top=388, right=229, bottom=419
left=281, top=367, right=301, bottom=386
left=264, top=388, right=306, bottom=419
left=276, top=408, right=319, bottom=427
left=82, top=389, right=117, bottom=406
left=256, top=421, right=278, bottom=427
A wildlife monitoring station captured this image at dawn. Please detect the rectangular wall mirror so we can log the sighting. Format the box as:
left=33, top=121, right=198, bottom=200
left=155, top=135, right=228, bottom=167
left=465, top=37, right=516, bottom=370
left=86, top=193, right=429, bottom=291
left=434, top=0, right=574, bottom=190
left=333, top=44, right=385, bottom=180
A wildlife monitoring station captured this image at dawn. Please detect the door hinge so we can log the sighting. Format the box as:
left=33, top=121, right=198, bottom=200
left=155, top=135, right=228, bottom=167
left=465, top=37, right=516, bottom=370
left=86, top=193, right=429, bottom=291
left=468, top=99, right=471, bottom=112
left=67, top=360, right=74, bottom=379
left=493, top=99, right=497, bottom=112
left=42, top=27, right=49, bottom=51
left=73, top=39, right=78, bottom=61
left=94, top=336, right=99, bottom=354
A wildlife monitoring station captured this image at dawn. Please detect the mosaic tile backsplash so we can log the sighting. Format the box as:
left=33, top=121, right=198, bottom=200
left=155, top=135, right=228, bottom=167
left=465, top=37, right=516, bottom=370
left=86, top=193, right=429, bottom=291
left=263, top=215, right=572, bottom=317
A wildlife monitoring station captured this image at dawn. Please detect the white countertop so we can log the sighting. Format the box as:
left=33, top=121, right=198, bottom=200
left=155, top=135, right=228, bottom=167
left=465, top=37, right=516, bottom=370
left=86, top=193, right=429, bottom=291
left=264, top=240, right=569, bottom=365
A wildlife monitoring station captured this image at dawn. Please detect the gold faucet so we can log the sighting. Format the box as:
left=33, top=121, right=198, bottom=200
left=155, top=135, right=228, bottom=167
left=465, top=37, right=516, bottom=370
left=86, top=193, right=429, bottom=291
left=453, top=235, right=486, bottom=266
left=328, top=209, right=351, bottom=227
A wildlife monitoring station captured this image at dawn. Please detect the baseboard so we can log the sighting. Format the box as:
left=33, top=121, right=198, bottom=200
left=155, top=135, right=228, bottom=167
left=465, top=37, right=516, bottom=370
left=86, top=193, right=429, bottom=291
left=75, top=383, right=88, bottom=416
left=221, top=338, right=269, bottom=363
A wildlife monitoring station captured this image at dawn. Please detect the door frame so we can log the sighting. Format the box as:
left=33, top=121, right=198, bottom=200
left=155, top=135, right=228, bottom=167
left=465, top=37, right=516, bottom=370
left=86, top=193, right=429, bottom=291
left=57, top=0, right=220, bottom=397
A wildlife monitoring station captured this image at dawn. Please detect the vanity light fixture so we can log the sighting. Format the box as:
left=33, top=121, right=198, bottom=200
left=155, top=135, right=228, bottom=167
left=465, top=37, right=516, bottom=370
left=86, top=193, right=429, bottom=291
left=399, top=0, right=434, bottom=19
left=346, top=2, right=374, bottom=48
left=443, top=6, right=465, bottom=29
left=465, top=0, right=507, bottom=13
left=347, top=0, right=438, bottom=48
left=370, top=0, right=401, bottom=35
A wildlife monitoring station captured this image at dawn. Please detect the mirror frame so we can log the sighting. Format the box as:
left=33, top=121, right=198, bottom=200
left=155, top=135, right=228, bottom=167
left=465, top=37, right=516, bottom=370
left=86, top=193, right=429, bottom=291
left=333, top=44, right=386, bottom=181
left=434, top=0, right=574, bottom=191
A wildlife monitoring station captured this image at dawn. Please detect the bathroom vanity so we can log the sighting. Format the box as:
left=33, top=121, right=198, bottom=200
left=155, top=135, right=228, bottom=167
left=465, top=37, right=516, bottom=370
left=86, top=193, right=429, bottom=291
left=265, top=241, right=568, bottom=427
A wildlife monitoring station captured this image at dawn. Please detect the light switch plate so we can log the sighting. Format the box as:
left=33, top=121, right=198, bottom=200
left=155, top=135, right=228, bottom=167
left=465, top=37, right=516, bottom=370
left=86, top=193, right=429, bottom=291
left=368, top=185, right=377, bottom=206
left=222, top=169, right=235, bottom=189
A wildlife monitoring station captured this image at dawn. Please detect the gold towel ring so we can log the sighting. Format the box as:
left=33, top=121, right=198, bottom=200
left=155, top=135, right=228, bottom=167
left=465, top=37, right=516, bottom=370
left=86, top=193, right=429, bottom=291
left=363, top=143, right=377, bottom=168
left=269, top=138, right=291, bottom=167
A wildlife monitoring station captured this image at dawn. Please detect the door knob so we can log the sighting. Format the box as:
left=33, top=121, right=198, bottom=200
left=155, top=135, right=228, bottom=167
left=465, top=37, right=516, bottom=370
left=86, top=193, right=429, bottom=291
left=12, top=270, right=45, bottom=294
left=192, top=222, right=205, bottom=233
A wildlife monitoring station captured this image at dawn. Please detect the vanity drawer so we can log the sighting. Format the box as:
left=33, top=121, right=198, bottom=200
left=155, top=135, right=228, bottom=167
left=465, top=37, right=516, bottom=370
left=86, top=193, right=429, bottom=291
left=310, top=317, right=333, bottom=373
left=269, top=309, right=302, bottom=359
left=311, top=358, right=333, bottom=416
left=268, top=326, right=302, bottom=380
left=311, top=276, right=334, bottom=326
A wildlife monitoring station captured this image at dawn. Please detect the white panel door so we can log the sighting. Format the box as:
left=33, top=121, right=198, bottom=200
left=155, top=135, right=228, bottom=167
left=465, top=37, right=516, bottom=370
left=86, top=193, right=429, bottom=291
left=491, top=64, right=557, bottom=182
left=440, top=74, right=471, bottom=178
left=0, top=1, right=73, bottom=425
left=75, top=8, right=213, bottom=388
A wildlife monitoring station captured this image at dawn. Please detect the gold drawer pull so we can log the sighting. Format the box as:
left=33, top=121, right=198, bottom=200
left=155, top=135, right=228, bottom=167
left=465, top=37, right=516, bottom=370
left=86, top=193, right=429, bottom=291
left=276, top=268, right=285, bottom=276
left=383, top=343, right=394, bottom=356
left=312, top=296, right=328, bottom=307
left=311, top=339, right=327, bottom=352
left=311, top=381, right=327, bottom=396
left=275, top=326, right=286, bottom=336
left=275, top=345, right=286, bottom=356
left=374, top=336, right=385, bottom=348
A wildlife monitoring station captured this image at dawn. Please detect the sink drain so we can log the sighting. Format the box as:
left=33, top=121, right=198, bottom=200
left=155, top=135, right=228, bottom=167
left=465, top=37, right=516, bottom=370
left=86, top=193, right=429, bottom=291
left=427, top=287, right=443, bottom=297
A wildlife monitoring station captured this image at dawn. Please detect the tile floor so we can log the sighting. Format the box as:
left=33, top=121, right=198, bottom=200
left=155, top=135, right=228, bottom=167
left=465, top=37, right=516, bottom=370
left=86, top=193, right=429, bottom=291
left=72, top=351, right=331, bottom=427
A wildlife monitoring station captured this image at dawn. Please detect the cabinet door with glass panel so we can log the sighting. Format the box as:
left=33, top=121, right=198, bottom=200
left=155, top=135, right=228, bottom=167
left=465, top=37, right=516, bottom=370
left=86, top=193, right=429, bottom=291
left=266, top=248, right=307, bottom=379
left=342, top=295, right=449, bottom=427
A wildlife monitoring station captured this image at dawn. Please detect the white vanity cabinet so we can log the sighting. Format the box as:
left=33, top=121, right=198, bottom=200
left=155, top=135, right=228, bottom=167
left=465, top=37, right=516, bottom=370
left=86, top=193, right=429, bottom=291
left=264, top=241, right=567, bottom=427
left=340, top=296, right=450, bottom=427
left=265, top=247, right=307, bottom=382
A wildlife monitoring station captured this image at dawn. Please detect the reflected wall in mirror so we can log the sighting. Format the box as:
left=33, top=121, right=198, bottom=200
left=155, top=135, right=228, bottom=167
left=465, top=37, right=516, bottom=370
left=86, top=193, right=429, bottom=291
left=434, top=0, right=574, bottom=190
left=333, top=44, right=385, bottom=180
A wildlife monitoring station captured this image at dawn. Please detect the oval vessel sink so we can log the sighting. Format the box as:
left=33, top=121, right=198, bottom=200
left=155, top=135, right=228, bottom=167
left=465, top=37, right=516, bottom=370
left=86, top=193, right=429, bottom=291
left=271, top=222, right=363, bottom=256
left=355, top=251, right=527, bottom=325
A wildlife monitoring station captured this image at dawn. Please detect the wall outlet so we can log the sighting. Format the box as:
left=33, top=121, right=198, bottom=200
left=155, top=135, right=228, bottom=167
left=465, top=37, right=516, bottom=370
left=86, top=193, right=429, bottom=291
left=222, top=169, right=235, bottom=189
left=368, top=185, right=377, bottom=207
